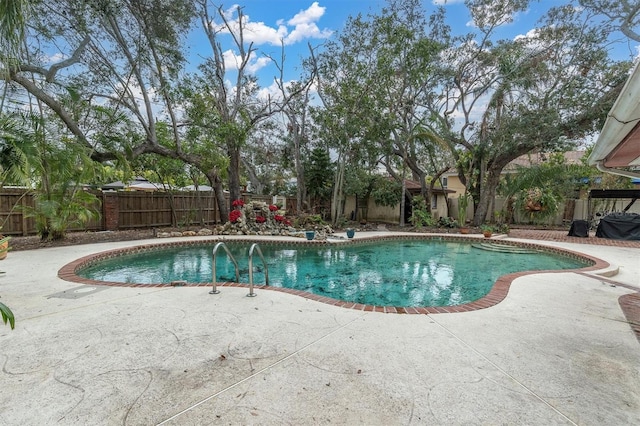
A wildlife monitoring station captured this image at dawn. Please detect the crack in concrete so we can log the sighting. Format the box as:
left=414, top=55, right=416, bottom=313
left=156, top=311, right=367, bottom=425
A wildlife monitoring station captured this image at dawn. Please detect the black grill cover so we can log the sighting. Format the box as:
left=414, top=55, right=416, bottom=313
left=568, top=220, right=589, bottom=237
left=595, top=213, right=640, bottom=241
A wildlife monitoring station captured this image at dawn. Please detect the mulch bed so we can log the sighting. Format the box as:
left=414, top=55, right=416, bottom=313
left=7, top=229, right=156, bottom=252
left=5, top=223, right=574, bottom=252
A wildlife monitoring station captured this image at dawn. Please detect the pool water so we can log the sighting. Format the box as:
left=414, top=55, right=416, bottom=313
left=79, top=240, right=588, bottom=307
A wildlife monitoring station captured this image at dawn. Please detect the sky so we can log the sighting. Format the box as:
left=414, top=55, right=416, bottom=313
left=184, top=0, right=639, bottom=95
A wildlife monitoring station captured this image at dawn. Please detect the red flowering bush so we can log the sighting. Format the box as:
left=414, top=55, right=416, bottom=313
left=274, top=214, right=285, bottom=222
left=268, top=204, right=278, bottom=212
left=232, top=199, right=245, bottom=208
left=256, top=215, right=266, bottom=223
left=229, top=210, right=241, bottom=223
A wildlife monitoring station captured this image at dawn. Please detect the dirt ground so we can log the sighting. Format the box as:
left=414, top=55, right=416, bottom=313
left=6, top=229, right=157, bottom=252
left=4, top=223, right=482, bottom=252
left=6, top=223, right=563, bottom=252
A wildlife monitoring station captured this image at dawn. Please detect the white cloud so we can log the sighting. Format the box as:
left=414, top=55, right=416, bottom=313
left=222, top=49, right=273, bottom=74
left=283, top=2, right=333, bottom=44
left=211, top=2, right=332, bottom=47
left=288, top=2, right=325, bottom=26
left=286, top=22, right=333, bottom=45
left=43, top=52, right=68, bottom=64
left=432, top=0, right=465, bottom=5
left=257, top=80, right=283, bottom=101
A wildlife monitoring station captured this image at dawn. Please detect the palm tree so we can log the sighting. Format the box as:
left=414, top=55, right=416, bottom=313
left=1, top=301, right=14, bottom=329
left=0, top=0, right=30, bottom=328
left=0, top=0, right=29, bottom=66
left=0, top=0, right=30, bottom=114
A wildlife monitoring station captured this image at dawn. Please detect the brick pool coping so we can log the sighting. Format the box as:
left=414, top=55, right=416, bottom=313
left=58, top=234, right=612, bottom=316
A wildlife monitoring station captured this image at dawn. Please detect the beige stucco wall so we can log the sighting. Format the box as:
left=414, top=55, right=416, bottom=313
left=443, top=174, right=465, bottom=196
left=343, top=194, right=451, bottom=223
left=343, top=195, right=640, bottom=225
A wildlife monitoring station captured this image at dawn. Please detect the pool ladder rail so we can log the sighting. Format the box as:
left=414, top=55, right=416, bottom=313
left=210, top=242, right=269, bottom=297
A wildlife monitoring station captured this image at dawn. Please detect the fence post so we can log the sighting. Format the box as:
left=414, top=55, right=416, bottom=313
left=102, top=192, right=119, bottom=231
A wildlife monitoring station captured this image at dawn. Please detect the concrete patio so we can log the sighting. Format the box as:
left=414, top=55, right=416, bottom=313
left=0, top=232, right=638, bottom=425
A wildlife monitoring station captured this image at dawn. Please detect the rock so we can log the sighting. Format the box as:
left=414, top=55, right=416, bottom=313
left=182, top=231, right=197, bottom=237
left=197, top=228, right=213, bottom=236
left=170, top=231, right=183, bottom=237
left=156, top=232, right=171, bottom=238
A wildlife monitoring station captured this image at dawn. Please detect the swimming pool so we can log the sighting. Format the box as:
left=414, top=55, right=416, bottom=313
left=73, top=238, right=592, bottom=308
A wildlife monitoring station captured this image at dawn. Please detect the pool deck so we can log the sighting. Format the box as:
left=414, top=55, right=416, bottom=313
left=0, top=231, right=639, bottom=425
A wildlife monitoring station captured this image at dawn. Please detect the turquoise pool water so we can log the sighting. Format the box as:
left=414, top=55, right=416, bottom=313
left=78, top=240, right=589, bottom=307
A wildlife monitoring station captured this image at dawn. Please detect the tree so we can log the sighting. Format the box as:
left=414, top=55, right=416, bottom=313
left=579, top=0, right=640, bottom=42
left=23, top=113, right=102, bottom=240
left=309, top=0, right=452, bottom=225
left=430, top=0, right=631, bottom=225
left=0, top=1, right=242, bottom=218
left=304, top=147, right=333, bottom=216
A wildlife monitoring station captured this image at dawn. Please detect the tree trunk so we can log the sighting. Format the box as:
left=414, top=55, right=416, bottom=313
left=331, top=153, right=345, bottom=225
left=207, top=172, right=228, bottom=223
left=228, top=144, right=241, bottom=202
left=294, top=131, right=306, bottom=215
left=473, top=165, right=502, bottom=226
left=241, top=157, right=263, bottom=194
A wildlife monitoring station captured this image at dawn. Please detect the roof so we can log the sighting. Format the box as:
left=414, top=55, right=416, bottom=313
left=182, top=184, right=214, bottom=191
left=403, top=179, right=455, bottom=194
left=588, top=61, right=640, bottom=177
left=102, top=177, right=164, bottom=192
left=503, top=151, right=585, bottom=171
left=444, top=151, right=586, bottom=175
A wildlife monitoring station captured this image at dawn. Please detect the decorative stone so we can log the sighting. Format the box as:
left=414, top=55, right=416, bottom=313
left=197, top=228, right=213, bottom=236
left=170, top=232, right=183, bottom=237
left=182, top=231, right=197, bottom=236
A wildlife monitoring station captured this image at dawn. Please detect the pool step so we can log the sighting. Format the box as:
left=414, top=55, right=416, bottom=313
left=471, top=242, right=540, bottom=254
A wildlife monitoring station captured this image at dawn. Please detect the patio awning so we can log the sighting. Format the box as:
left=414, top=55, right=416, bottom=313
left=588, top=61, right=640, bottom=179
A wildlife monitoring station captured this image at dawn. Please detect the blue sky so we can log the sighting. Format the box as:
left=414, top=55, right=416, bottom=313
left=188, top=1, right=636, bottom=94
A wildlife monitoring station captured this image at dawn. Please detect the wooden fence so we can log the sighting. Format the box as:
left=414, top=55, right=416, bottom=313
left=0, top=189, right=291, bottom=236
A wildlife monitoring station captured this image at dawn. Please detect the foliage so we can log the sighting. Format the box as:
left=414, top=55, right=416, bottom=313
left=0, top=300, right=14, bottom=329
left=0, top=114, right=36, bottom=185
left=437, top=216, right=457, bottom=229
left=495, top=222, right=510, bottom=234
left=579, top=0, right=640, bottom=42
left=409, top=196, right=436, bottom=227
left=481, top=224, right=494, bottom=233
left=304, top=148, right=334, bottom=206
left=1, top=0, right=634, bottom=231
left=457, top=193, right=471, bottom=226
left=371, top=177, right=402, bottom=208
left=309, top=0, right=451, bottom=218
left=431, top=1, right=632, bottom=225
left=514, top=187, right=559, bottom=224
left=297, top=214, right=326, bottom=228
left=24, top=115, right=102, bottom=241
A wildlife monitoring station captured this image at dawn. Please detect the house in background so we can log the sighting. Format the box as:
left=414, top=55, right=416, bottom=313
left=102, top=177, right=164, bottom=192
left=344, top=179, right=455, bottom=224
left=441, top=150, right=588, bottom=198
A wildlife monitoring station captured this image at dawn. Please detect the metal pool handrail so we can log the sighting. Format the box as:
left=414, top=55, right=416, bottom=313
left=210, top=242, right=239, bottom=295
left=248, top=243, right=269, bottom=297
